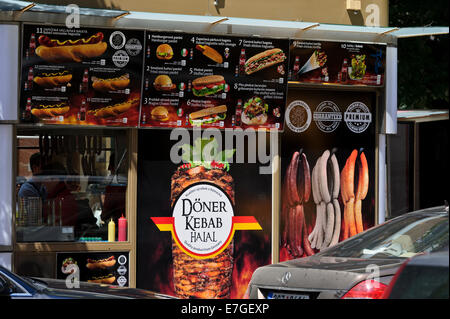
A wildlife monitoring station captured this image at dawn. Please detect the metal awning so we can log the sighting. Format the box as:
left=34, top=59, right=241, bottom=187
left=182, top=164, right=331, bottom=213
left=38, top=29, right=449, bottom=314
left=0, top=0, right=448, bottom=44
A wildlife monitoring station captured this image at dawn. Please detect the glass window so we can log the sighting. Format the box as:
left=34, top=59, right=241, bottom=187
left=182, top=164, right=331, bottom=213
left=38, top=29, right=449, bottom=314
left=316, top=212, right=448, bottom=259
left=15, top=127, right=128, bottom=242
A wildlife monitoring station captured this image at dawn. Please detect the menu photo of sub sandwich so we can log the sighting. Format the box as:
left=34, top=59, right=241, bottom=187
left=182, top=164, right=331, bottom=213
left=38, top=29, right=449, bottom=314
left=188, top=104, right=227, bottom=127
left=192, top=75, right=227, bottom=97
left=244, top=48, right=286, bottom=75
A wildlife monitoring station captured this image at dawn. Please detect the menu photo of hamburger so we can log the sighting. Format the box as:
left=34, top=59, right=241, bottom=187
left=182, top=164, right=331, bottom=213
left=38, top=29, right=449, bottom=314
left=156, top=43, right=174, bottom=60
left=150, top=106, right=170, bottom=122
left=244, top=48, right=286, bottom=75
left=153, top=74, right=176, bottom=92
left=192, top=75, right=226, bottom=97
left=188, top=104, right=227, bottom=127
left=241, top=96, right=268, bottom=125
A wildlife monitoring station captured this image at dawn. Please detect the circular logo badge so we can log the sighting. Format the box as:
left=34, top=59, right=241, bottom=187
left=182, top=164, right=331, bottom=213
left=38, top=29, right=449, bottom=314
left=117, top=255, right=127, bottom=265
left=344, top=101, right=372, bottom=133
left=313, top=100, right=342, bottom=133
left=117, top=276, right=127, bottom=287
left=125, top=38, right=142, bottom=56
left=112, top=50, right=130, bottom=68
left=109, top=31, right=126, bottom=50
left=172, top=182, right=234, bottom=258
left=285, top=100, right=312, bottom=133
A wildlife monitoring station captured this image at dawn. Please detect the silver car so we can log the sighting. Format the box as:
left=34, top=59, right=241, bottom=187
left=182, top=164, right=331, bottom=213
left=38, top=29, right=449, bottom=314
left=246, top=205, right=449, bottom=299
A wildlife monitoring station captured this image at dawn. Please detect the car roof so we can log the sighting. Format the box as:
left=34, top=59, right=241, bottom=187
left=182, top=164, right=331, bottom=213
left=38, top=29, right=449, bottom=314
left=407, top=251, right=449, bottom=268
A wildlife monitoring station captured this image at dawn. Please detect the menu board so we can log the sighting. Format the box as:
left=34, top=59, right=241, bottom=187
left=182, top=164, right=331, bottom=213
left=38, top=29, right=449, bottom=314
left=141, top=31, right=289, bottom=130
left=20, top=24, right=145, bottom=126
left=57, top=252, right=130, bottom=287
left=288, top=40, right=386, bottom=86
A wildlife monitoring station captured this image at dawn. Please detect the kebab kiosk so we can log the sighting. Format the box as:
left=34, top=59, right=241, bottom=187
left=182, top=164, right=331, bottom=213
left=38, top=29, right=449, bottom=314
left=0, top=2, right=448, bottom=297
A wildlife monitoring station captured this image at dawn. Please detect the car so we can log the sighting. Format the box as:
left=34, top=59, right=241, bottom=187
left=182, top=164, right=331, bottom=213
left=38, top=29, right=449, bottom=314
left=382, top=250, right=449, bottom=299
left=0, top=265, right=176, bottom=299
left=245, top=205, right=449, bottom=299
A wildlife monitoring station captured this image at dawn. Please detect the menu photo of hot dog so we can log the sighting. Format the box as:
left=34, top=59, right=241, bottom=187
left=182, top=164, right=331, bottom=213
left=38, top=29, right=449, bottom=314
left=35, top=32, right=107, bottom=64
left=20, top=24, right=145, bottom=126
left=57, top=252, right=129, bottom=287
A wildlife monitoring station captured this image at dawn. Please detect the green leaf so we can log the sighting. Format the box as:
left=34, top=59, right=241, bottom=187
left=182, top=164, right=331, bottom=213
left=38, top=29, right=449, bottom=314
left=179, top=144, right=193, bottom=163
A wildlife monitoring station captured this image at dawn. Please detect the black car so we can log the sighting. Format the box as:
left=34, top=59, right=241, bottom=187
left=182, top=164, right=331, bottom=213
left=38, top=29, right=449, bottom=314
left=246, top=205, right=449, bottom=299
left=382, top=250, right=449, bottom=299
left=0, top=265, right=175, bottom=299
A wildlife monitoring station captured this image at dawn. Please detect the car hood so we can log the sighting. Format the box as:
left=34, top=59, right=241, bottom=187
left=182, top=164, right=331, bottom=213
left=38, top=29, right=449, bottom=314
left=250, top=255, right=405, bottom=294
left=31, top=277, right=176, bottom=299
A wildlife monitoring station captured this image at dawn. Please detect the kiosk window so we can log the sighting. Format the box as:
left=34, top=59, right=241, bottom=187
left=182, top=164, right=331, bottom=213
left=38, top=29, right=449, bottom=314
left=15, top=128, right=128, bottom=242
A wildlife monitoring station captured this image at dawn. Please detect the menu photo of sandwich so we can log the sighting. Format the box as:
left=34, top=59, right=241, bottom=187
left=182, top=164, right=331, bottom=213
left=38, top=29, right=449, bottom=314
left=244, top=48, right=286, bottom=75
left=192, top=75, right=226, bottom=97
left=188, top=104, right=227, bottom=127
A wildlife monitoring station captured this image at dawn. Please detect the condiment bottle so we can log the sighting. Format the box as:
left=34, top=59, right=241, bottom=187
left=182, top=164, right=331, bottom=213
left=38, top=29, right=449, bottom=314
left=108, top=218, right=115, bottom=242
left=118, top=215, right=127, bottom=242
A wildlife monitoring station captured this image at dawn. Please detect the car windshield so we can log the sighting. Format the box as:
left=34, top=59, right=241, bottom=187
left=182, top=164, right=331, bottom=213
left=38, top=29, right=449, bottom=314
left=316, top=212, right=448, bottom=259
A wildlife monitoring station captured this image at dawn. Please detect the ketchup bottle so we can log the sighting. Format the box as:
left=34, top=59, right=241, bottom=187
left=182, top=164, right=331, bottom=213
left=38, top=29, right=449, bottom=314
left=118, top=215, right=127, bottom=242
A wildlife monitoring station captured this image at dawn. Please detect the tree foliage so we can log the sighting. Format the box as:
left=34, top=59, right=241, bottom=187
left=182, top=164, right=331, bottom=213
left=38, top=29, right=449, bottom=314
left=389, top=0, right=449, bottom=109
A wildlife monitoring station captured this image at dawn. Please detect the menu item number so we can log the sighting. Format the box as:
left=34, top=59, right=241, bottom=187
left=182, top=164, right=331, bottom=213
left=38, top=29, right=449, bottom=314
left=244, top=48, right=286, bottom=75
left=36, top=32, right=107, bottom=63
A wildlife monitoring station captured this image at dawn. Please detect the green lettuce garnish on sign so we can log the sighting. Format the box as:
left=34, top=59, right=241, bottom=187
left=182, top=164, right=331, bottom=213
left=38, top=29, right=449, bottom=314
left=179, top=137, right=235, bottom=171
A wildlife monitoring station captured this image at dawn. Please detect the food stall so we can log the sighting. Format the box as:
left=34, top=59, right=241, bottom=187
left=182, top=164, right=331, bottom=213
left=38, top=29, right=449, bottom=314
left=0, top=1, right=447, bottom=297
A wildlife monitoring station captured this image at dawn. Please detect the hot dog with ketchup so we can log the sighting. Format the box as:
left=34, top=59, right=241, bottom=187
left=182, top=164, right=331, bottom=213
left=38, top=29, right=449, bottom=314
left=36, top=32, right=107, bottom=63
